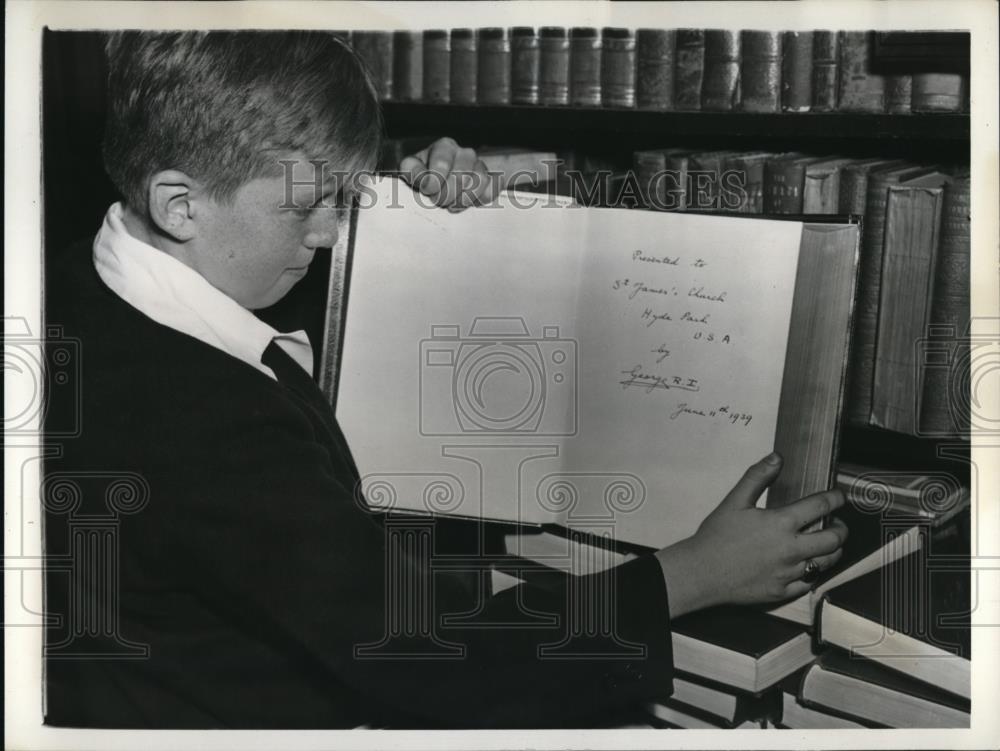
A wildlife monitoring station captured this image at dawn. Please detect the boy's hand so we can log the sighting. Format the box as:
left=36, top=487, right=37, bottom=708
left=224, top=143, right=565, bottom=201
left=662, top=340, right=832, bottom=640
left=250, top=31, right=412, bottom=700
left=399, top=137, right=497, bottom=211
left=655, top=453, right=848, bottom=617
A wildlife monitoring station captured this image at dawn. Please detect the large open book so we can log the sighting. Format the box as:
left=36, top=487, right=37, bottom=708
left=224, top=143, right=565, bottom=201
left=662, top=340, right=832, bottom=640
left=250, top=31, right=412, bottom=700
left=324, top=178, right=860, bottom=549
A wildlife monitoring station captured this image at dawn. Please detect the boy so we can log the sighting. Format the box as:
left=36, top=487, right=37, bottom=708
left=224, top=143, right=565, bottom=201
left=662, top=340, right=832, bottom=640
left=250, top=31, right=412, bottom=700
left=44, top=31, right=846, bottom=728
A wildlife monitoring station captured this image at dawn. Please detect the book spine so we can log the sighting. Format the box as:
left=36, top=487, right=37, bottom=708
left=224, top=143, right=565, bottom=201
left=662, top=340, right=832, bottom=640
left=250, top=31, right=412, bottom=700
left=724, top=157, right=766, bottom=214
left=689, top=153, right=729, bottom=210
left=739, top=31, right=781, bottom=113
left=921, top=175, right=971, bottom=435
left=352, top=31, right=394, bottom=100
left=847, top=170, right=906, bottom=424
left=539, top=27, right=570, bottom=105
left=837, top=31, right=885, bottom=112
left=511, top=27, right=540, bottom=105
left=912, top=73, right=965, bottom=112
left=392, top=31, right=423, bottom=102
left=674, top=29, right=705, bottom=111
left=636, top=28, right=676, bottom=110
left=885, top=74, right=913, bottom=114
left=781, top=31, right=813, bottom=112
left=838, top=165, right=871, bottom=216
left=601, top=27, right=637, bottom=108
left=450, top=29, right=478, bottom=104
left=634, top=150, right=667, bottom=209
left=702, top=30, right=740, bottom=111
left=811, top=30, right=839, bottom=111
left=422, top=30, right=451, bottom=103
left=477, top=28, right=511, bottom=104
left=764, top=160, right=808, bottom=214
left=666, top=153, right=690, bottom=210
left=802, top=169, right=842, bottom=214
left=872, top=185, right=946, bottom=433
left=569, top=27, right=603, bottom=107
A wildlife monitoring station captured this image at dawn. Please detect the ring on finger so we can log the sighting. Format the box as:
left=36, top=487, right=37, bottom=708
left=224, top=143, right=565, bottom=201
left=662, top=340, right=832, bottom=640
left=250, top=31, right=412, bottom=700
left=801, top=558, right=821, bottom=584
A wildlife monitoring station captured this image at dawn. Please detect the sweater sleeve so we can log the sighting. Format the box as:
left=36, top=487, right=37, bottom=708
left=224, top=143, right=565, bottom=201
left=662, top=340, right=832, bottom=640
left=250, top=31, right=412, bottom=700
left=172, top=394, right=675, bottom=728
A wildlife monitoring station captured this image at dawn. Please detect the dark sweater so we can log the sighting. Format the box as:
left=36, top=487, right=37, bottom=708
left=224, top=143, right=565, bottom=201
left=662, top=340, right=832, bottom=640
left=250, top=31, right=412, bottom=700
left=43, top=237, right=674, bottom=728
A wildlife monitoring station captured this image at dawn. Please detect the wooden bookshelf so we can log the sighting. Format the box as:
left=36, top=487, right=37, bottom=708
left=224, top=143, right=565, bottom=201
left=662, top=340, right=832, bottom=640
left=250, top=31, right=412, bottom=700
left=383, top=103, right=970, bottom=141
left=382, top=103, right=970, bottom=161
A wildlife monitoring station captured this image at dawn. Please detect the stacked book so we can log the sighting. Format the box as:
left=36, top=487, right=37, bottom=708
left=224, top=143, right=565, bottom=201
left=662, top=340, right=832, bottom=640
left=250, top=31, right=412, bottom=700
left=496, top=475, right=969, bottom=729
left=342, top=28, right=968, bottom=113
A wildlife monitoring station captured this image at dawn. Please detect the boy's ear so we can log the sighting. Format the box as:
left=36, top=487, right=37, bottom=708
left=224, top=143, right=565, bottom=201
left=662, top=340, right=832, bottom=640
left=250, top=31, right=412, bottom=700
left=146, top=170, right=198, bottom=242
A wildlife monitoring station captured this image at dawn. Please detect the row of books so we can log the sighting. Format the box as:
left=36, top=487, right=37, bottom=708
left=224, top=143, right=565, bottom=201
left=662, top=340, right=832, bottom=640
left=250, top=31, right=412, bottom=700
left=628, top=149, right=971, bottom=438
left=497, top=473, right=970, bottom=728
left=377, top=139, right=971, bottom=439
left=342, top=28, right=968, bottom=113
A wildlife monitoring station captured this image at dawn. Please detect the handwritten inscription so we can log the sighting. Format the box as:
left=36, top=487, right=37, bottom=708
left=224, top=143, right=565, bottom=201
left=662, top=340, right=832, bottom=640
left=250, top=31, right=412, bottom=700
left=669, top=403, right=754, bottom=427
left=619, top=364, right=700, bottom=394
left=632, top=250, right=708, bottom=269
left=652, top=344, right=671, bottom=363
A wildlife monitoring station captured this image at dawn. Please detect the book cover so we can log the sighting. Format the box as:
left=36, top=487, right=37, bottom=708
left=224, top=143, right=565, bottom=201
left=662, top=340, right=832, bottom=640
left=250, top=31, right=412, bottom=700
left=871, top=171, right=951, bottom=433
left=671, top=606, right=813, bottom=693
left=811, top=30, right=839, bottom=111
left=763, top=154, right=819, bottom=214
left=477, top=27, right=511, bottom=105
left=817, top=548, right=970, bottom=700
left=912, top=72, right=966, bottom=112
left=674, top=29, right=706, bottom=110
left=799, top=651, right=969, bottom=728
left=802, top=157, right=854, bottom=214
left=636, top=28, right=676, bottom=110
left=846, top=164, right=929, bottom=425
left=569, top=27, right=602, bottom=107
left=539, top=27, right=570, bottom=106
left=421, top=29, right=451, bottom=103
left=702, top=30, right=741, bottom=111
left=391, top=30, right=423, bottom=102
left=510, top=27, right=540, bottom=105
left=740, top=31, right=781, bottom=113
left=920, top=172, right=971, bottom=435
left=776, top=671, right=873, bottom=728
left=352, top=31, right=394, bottom=101
left=885, top=74, right=913, bottom=114
left=601, top=27, right=636, bottom=108
left=450, top=28, right=478, bottom=104
left=837, top=31, right=885, bottom=112
left=835, top=463, right=970, bottom=527
left=780, top=31, right=812, bottom=112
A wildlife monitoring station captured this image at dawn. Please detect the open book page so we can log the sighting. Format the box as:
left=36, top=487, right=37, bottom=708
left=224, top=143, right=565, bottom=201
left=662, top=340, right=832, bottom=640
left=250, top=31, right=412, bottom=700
left=336, top=178, right=804, bottom=548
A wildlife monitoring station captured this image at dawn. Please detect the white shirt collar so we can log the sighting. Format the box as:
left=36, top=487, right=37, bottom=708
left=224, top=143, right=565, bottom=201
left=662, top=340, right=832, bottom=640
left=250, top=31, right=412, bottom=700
left=93, top=203, right=314, bottom=380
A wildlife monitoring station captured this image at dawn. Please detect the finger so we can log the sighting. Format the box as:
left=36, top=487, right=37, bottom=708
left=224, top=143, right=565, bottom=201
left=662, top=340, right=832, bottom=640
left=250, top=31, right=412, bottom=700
left=793, top=518, right=848, bottom=558
left=470, top=159, right=498, bottom=206
left=718, top=452, right=783, bottom=511
left=781, top=579, right=813, bottom=600
left=399, top=148, right=430, bottom=184
left=781, top=489, right=845, bottom=531
left=790, top=547, right=844, bottom=581
left=424, top=139, right=457, bottom=187
left=449, top=148, right=481, bottom=210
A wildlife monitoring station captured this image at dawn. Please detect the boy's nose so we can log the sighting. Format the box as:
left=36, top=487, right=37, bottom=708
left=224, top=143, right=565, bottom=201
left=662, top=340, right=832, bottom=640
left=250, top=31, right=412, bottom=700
left=304, top=220, right=338, bottom=249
